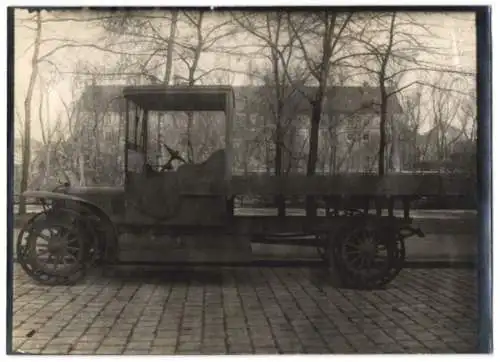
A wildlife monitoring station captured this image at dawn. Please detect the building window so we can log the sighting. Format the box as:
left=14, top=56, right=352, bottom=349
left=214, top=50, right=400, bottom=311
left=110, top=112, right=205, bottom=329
left=297, top=127, right=309, bottom=139
left=250, top=113, right=258, bottom=125
left=346, top=127, right=370, bottom=142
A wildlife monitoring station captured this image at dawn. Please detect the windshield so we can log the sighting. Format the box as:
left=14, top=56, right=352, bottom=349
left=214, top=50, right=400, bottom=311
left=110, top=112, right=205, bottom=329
left=125, top=103, right=227, bottom=172
left=123, top=86, right=234, bottom=179
left=146, top=110, right=226, bottom=169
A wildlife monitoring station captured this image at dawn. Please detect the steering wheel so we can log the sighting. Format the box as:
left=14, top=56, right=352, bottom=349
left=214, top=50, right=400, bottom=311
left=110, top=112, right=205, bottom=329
left=159, top=143, right=188, bottom=171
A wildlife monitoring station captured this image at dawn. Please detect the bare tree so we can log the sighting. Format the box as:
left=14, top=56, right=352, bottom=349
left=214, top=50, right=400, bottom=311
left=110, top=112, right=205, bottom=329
left=458, top=89, right=477, bottom=142
left=374, top=12, right=397, bottom=175
left=164, top=11, right=179, bottom=85
left=15, top=9, right=110, bottom=212
left=286, top=12, right=357, bottom=177
left=318, top=68, right=376, bottom=174
left=429, top=74, right=467, bottom=161
left=343, top=13, right=426, bottom=174
left=397, top=83, right=429, bottom=169
left=346, top=12, right=476, bottom=174
left=174, top=11, right=239, bottom=162
left=98, top=11, right=240, bottom=163
left=42, top=64, right=127, bottom=187
left=18, top=11, right=42, bottom=214
left=55, top=73, right=87, bottom=185
left=286, top=12, right=359, bottom=214
left=234, top=12, right=308, bottom=213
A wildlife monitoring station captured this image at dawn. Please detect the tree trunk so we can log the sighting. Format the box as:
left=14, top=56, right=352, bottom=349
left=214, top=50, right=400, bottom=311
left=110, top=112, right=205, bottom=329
left=186, top=112, right=195, bottom=163
left=263, top=116, right=270, bottom=174
left=307, top=101, right=322, bottom=177
left=19, top=12, right=42, bottom=215
left=93, top=118, right=101, bottom=185
left=45, top=144, right=51, bottom=185
left=38, top=80, right=51, bottom=187
left=330, top=145, right=336, bottom=174
left=330, top=127, right=338, bottom=174
left=275, top=121, right=285, bottom=216
left=183, top=14, right=203, bottom=163
left=378, top=87, right=388, bottom=176
left=78, top=151, right=86, bottom=186
left=163, top=11, right=178, bottom=84
left=388, top=133, right=394, bottom=172
left=306, top=100, right=323, bottom=216
left=243, top=61, right=254, bottom=176
left=242, top=113, right=250, bottom=176
left=377, top=13, right=396, bottom=176
left=286, top=124, right=296, bottom=174
left=391, top=118, right=401, bottom=172
left=243, top=147, right=249, bottom=175
left=156, top=114, right=162, bottom=162
left=158, top=12, right=177, bottom=161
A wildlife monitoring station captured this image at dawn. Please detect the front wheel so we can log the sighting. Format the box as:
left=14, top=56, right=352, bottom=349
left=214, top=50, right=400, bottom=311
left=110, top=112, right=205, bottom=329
left=17, top=212, right=90, bottom=285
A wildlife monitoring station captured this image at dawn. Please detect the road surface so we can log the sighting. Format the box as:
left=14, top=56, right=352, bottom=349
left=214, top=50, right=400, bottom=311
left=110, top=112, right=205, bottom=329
left=11, top=264, right=477, bottom=354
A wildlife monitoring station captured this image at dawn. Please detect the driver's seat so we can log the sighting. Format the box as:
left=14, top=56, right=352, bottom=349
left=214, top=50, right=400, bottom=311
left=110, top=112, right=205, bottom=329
left=177, top=149, right=226, bottom=193
left=175, top=149, right=227, bottom=224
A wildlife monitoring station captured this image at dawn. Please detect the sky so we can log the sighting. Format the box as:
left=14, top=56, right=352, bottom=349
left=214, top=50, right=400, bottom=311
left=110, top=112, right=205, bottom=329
left=14, top=9, right=476, bottom=142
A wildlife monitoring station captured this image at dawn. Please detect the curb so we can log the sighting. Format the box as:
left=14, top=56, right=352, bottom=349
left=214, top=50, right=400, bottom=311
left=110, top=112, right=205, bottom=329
left=11, top=258, right=475, bottom=269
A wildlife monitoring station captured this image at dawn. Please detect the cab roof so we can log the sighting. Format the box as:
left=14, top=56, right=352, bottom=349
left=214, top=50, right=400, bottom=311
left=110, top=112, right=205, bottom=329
left=122, top=84, right=234, bottom=112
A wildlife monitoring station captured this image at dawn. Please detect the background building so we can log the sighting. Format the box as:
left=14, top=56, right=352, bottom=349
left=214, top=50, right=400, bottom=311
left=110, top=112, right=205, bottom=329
left=77, top=82, right=405, bottom=175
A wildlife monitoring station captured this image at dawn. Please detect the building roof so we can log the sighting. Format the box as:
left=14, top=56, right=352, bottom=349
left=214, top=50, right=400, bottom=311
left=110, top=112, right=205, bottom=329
left=423, top=124, right=466, bottom=140
left=77, top=84, right=403, bottom=116
left=122, top=85, right=234, bottom=112
left=240, top=85, right=403, bottom=116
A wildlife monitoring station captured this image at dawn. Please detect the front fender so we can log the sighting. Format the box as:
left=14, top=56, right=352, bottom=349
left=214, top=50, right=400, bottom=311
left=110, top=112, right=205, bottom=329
left=23, top=191, right=102, bottom=212
left=22, top=190, right=118, bottom=263
left=23, top=190, right=80, bottom=201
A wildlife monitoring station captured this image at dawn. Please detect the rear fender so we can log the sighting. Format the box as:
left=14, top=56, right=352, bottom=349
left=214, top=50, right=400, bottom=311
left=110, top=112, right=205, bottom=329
left=23, top=191, right=118, bottom=262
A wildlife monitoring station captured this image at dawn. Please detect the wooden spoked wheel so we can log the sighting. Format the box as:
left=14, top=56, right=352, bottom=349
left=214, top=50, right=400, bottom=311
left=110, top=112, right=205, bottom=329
left=17, top=213, right=88, bottom=285
left=331, top=224, right=405, bottom=290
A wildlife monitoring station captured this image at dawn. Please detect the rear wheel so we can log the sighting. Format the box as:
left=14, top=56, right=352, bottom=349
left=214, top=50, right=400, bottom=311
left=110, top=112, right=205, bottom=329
left=331, top=222, right=405, bottom=290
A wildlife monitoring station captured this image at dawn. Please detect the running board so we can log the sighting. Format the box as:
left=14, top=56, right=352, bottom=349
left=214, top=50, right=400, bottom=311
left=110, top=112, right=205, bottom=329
left=251, top=233, right=324, bottom=247
left=107, top=259, right=327, bottom=268
left=404, top=260, right=475, bottom=269
left=104, top=259, right=475, bottom=269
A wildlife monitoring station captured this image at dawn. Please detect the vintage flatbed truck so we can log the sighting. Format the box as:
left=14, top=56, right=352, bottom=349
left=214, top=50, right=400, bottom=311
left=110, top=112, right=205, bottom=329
left=16, top=85, right=477, bottom=290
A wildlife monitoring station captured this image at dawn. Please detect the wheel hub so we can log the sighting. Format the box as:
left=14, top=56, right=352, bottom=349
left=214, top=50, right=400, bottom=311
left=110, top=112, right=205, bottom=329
left=47, top=237, right=67, bottom=254
left=332, top=224, right=406, bottom=290
left=358, top=238, right=377, bottom=256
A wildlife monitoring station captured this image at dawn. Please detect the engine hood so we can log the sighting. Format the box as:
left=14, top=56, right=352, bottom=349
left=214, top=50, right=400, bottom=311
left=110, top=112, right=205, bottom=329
left=22, top=184, right=125, bottom=217
left=67, top=185, right=125, bottom=196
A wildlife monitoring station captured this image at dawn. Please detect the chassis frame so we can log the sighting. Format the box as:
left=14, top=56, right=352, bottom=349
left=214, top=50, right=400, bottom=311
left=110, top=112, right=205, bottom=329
left=17, top=187, right=454, bottom=290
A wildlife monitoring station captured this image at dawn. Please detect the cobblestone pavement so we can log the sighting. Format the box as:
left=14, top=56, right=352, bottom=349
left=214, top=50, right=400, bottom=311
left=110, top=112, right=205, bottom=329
left=11, top=264, right=478, bottom=355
